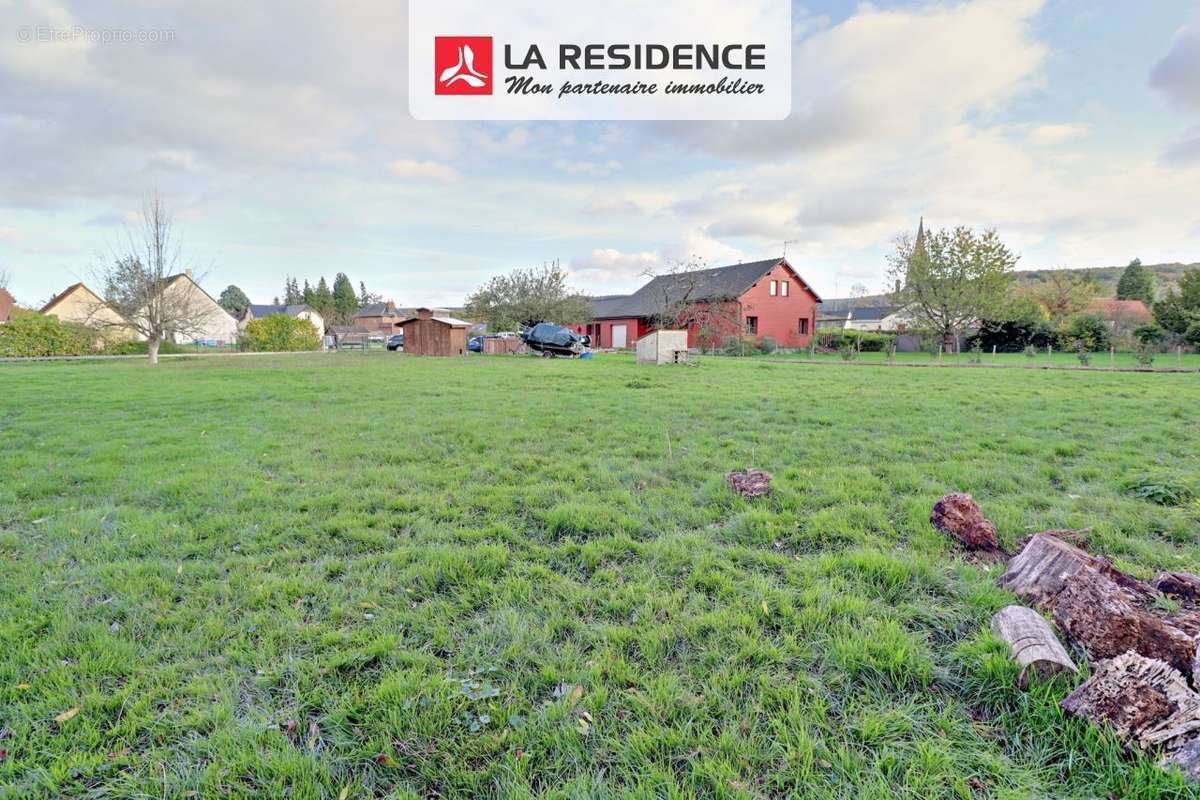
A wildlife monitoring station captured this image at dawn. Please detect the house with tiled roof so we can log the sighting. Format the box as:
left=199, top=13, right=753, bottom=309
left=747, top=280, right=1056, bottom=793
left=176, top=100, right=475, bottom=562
left=575, top=257, right=822, bottom=350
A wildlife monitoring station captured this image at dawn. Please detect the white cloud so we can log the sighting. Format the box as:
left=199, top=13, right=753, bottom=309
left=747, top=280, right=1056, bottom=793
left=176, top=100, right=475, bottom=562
left=654, top=0, right=1047, bottom=158
left=553, top=159, right=622, bottom=176
left=384, top=159, right=460, bottom=182
left=1027, top=123, right=1090, bottom=146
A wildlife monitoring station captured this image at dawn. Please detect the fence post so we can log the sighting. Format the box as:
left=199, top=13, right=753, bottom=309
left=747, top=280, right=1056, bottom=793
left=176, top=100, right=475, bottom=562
left=1110, top=346, right=1115, bottom=371
left=992, top=344, right=997, bottom=362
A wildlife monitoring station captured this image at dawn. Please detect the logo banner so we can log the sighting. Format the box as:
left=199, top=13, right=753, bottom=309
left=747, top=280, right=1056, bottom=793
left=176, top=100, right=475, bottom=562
left=409, top=0, right=792, bottom=120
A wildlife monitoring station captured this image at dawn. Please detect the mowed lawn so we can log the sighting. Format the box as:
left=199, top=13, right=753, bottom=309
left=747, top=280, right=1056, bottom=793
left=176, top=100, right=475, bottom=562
left=1, top=354, right=1199, bottom=799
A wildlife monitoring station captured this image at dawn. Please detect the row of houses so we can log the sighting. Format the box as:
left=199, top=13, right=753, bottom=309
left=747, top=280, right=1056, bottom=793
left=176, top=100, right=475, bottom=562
left=27, top=276, right=477, bottom=355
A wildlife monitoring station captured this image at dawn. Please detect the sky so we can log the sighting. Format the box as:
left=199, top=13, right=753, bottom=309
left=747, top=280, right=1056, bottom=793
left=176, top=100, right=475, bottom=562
left=1, top=0, right=1198, bottom=308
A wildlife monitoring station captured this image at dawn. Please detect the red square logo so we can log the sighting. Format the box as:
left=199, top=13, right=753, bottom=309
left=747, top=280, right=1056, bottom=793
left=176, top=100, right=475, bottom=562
left=434, top=36, right=493, bottom=96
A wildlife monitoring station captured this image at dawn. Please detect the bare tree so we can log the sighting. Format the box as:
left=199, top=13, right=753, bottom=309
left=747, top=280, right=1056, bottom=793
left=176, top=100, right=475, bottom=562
left=640, top=257, right=748, bottom=353
left=90, top=194, right=218, bottom=364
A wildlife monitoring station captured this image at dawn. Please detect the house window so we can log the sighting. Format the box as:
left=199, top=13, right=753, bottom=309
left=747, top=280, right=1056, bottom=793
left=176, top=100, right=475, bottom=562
left=799, top=318, right=809, bottom=335
left=781, top=281, right=789, bottom=297
left=769, top=280, right=777, bottom=296
left=746, top=316, right=758, bottom=335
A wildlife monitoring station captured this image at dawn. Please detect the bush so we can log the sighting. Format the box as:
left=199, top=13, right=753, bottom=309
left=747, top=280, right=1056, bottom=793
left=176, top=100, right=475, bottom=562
left=1134, top=345, right=1156, bottom=367
left=967, top=318, right=1056, bottom=353
left=1185, top=320, right=1200, bottom=349
left=1059, top=314, right=1112, bottom=352
left=1133, top=324, right=1166, bottom=346
left=243, top=314, right=320, bottom=352
left=102, top=340, right=187, bottom=356
left=1023, top=345, right=1037, bottom=359
left=722, top=336, right=752, bottom=356
left=0, top=313, right=96, bottom=357
left=968, top=343, right=983, bottom=364
left=757, top=336, right=778, bottom=354
left=1074, top=341, right=1090, bottom=366
left=818, top=331, right=897, bottom=353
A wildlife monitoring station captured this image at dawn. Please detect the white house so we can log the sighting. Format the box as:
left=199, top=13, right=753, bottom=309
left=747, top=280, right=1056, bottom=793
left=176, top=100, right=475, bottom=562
left=238, top=303, right=325, bottom=337
left=158, top=272, right=239, bottom=344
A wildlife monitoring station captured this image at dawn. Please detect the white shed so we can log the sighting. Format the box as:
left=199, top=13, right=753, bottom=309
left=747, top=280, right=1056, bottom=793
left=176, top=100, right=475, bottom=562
left=635, top=329, right=688, bottom=365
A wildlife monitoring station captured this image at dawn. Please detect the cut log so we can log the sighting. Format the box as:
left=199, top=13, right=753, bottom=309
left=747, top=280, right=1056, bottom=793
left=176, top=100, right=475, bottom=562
left=998, top=532, right=1156, bottom=607
left=1155, top=572, right=1200, bottom=602
left=990, top=605, right=1077, bottom=688
left=1049, top=567, right=1196, bottom=678
left=930, top=493, right=1000, bottom=552
left=1061, top=652, right=1200, bottom=750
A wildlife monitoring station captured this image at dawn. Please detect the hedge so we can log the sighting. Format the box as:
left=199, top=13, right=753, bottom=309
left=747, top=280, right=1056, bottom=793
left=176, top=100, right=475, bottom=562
left=0, top=314, right=96, bottom=357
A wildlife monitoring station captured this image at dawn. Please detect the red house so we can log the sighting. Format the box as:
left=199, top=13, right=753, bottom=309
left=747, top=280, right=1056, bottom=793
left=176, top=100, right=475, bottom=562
left=576, top=258, right=822, bottom=350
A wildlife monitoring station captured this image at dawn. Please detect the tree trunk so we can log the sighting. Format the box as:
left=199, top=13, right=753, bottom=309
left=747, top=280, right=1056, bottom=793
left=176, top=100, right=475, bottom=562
left=990, top=605, right=1077, bottom=688
left=997, top=532, right=1156, bottom=606
left=998, top=533, right=1195, bottom=679
left=148, top=337, right=160, bottom=365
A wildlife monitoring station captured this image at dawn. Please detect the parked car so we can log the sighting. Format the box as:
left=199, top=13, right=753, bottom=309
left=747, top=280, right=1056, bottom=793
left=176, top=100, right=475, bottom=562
left=467, top=335, right=483, bottom=353
left=386, top=333, right=404, bottom=351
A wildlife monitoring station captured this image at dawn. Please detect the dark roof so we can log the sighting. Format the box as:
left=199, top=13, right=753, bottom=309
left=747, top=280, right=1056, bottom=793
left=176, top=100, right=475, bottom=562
left=848, top=305, right=896, bottom=322
left=245, top=303, right=314, bottom=319
left=355, top=302, right=397, bottom=317
left=590, top=258, right=820, bottom=319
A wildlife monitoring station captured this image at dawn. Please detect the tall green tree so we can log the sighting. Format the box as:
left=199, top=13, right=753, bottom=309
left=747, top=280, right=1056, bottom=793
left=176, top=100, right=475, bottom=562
left=464, top=261, right=592, bottom=331
left=314, top=277, right=334, bottom=319
left=218, top=285, right=251, bottom=316
left=1116, top=258, right=1156, bottom=305
left=886, top=223, right=1018, bottom=349
left=332, top=273, right=358, bottom=324
left=302, top=280, right=314, bottom=306
left=1153, top=268, right=1200, bottom=334
left=284, top=277, right=302, bottom=305
left=358, top=280, right=382, bottom=308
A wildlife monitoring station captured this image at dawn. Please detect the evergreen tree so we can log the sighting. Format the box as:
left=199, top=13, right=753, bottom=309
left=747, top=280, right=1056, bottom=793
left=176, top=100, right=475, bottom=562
left=283, top=276, right=302, bottom=305
left=218, top=285, right=251, bottom=316
left=314, top=277, right=334, bottom=318
left=1116, top=259, right=1156, bottom=305
left=302, top=280, right=314, bottom=306
left=359, top=281, right=370, bottom=307
left=332, top=273, right=358, bottom=324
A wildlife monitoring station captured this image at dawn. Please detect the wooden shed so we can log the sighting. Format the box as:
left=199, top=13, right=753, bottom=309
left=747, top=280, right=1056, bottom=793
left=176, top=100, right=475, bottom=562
left=636, top=329, right=689, bottom=365
left=396, top=308, right=471, bottom=357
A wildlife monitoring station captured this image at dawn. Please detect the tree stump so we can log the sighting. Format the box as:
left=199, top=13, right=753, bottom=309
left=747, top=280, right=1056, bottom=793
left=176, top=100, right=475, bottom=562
left=930, top=493, right=1000, bottom=552
left=990, top=605, right=1077, bottom=688
left=1061, top=652, right=1200, bottom=749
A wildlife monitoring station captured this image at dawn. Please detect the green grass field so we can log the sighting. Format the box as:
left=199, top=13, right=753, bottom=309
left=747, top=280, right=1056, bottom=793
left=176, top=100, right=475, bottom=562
left=2, top=353, right=1199, bottom=799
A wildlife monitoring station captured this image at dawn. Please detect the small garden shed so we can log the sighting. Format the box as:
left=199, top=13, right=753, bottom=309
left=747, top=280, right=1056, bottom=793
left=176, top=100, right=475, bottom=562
left=396, top=308, right=471, bottom=357
left=636, top=329, right=689, bottom=365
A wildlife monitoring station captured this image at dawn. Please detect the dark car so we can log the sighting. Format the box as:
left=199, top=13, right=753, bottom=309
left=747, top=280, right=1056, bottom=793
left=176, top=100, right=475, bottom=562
left=386, top=333, right=404, bottom=351
left=467, top=335, right=483, bottom=353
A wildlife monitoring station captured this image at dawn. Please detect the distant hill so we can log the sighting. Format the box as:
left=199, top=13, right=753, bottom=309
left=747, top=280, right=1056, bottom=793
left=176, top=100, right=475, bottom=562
left=820, top=262, right=1197, bottom=309
left=1012, top=262, right=1197, bottom=299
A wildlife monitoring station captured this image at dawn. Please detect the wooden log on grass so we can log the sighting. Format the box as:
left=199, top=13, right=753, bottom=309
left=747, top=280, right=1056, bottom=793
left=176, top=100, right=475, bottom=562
left=998, top=532, right=1156, bottom=606
left=999, top=533, right=1195, bottom=678
left=991, top=605, right=1077, bottom=688
left=1062, top=651, right=1200, bottom=749
left=930, top=493, right=1001, bottom=552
